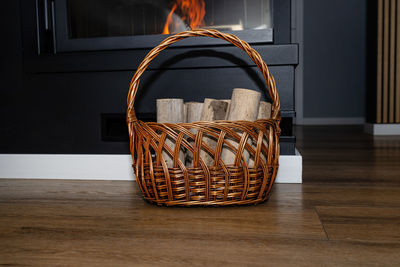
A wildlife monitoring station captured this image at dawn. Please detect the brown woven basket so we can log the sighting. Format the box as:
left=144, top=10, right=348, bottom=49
left=126, top=29, right=281, bottom=206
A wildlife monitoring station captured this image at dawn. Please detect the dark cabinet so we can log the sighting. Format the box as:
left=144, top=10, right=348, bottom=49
left=1, top=0, right=297, bottom=155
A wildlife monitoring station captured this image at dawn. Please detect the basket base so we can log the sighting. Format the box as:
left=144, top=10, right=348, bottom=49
left=136, top=164, right=278, bottom=206
left=142, top=191, right=274, bottom=207
left=136, top=164, right=278, bottom=207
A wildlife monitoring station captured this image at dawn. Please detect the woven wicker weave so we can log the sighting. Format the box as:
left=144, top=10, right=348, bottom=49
left=127, top=29, right=281, bottom=206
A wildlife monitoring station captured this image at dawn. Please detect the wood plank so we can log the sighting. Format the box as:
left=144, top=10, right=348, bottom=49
left=389, top=0, right=396, bottom=122
left=1, top=125, right=400, bottom=266
left=396, top=0, right=400, bottom=122
left=270, top=184, right=400, bottom=208
left=377, top=0, right=383, bottom=123
left=1, top=234, right=400, bottom=266
left=383, top=0, right=390, bottom=123
left=1, top=233, right=400, bottom=266
left=0, top=183, right=326, bottom=242
left=316, top=206, right=400, bottom=243
left=295, top=125, right=400, bottom=185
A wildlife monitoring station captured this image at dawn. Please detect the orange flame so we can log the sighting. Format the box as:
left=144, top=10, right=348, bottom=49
left=163, top=0, right=206, bottom=34
left=162, top=4, right=177, bottom=34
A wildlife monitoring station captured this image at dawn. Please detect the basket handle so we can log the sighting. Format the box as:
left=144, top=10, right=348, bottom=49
left=127, top=29, right=280, bottom=121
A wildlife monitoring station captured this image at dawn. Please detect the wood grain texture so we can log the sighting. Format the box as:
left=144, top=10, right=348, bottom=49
left=156, top=98, right=185, bottom=167
left=389, top=0, right=396, bottom=122
left=185, top=101, right=204, bottom=167
left=377, top=0, right=383, bottom=123
left=383, top=0, right=390, bottom=123
left=1, top=126, right=400, bottom=266
left=221, top=88, right=261, bottom=165
left=376, top=0, right=400, bottom=123
left=296, top=125, right=400, bottom=185
left=257, top=101, right=272, bottom=120
left=199, top=98, right=230, bottom=166
left=397, top=0, right=400, bottom=122
left=185, top=102, right=203, bottom=123
left=316, top=206, right=400, bottom=242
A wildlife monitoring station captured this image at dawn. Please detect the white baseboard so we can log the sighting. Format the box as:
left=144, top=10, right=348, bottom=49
left=299, top=117, right=365, bottom=125
left=364, top=123, right=400, bottom=135
left=0, top=154, right=135, bottom=181
left=0, top=151, right=302, bottom=183
left=276, top=149, right=302, bottom=183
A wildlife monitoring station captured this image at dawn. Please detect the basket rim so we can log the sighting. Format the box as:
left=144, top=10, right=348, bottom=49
left=135, top=117, right=281, bottom=125
left=133, top=117, right=282, bottom=137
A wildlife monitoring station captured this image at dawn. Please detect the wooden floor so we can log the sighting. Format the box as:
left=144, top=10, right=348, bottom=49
left=1, top=126, right=400, bottom=266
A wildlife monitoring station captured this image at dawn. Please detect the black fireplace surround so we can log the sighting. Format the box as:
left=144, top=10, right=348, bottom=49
left=1, top=0, right=297, bottom=155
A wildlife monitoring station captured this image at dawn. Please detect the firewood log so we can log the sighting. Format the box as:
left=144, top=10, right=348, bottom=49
left=199, top=98, right=230, bottom=166
left=184, top=102, right=204, bottom=167
left=257, top=101, right=272, bottom=120
left=249, top=101, right=272, bottom=167
left=185, top=102, right=203, bottom=123
left=221, top=88, right=261, bottom=166
left=156, top=98, right=185, bottom=168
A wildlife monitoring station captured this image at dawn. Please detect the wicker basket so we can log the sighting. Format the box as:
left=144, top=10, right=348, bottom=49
left=126, top=29, right=281, bottom=206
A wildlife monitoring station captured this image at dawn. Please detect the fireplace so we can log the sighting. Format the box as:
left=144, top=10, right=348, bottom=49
left=48, top=0, right=274, bottom=52
left=18, top=0, right=296, bottom=155
left=67, top=0, right=272, bottom=37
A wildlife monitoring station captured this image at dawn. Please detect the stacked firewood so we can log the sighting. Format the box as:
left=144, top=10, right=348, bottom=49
left=156, top=88, right=271, bottom=167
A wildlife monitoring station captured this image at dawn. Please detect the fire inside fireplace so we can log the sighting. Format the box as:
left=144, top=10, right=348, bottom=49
left=67, top=0, right=272, bottom=39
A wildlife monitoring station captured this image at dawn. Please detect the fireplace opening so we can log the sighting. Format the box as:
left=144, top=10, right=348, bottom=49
left=67, top=0, right=273, bottom=39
